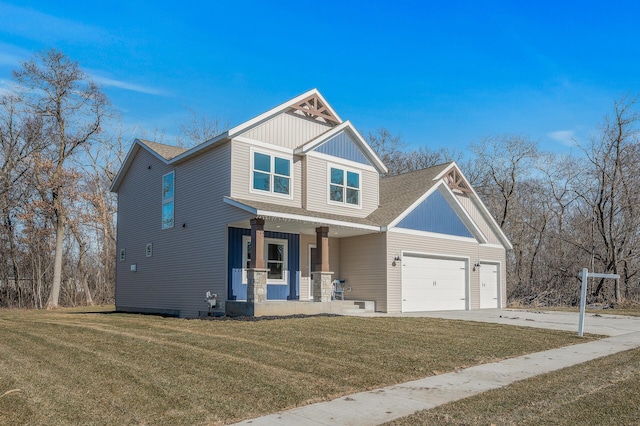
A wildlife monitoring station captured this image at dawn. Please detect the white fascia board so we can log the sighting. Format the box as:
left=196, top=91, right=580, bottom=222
left=480, top=243, right=507, bottom=250
left=438, top=183, right=488, bottom=244
left=434, top=162, right=513, bottom=250
left=234, top=136, right=295, bottom=154
left=168, top=131, right=230, bottom=164
left=223, top=197, right=258, bottom=215
left=257, top=210, right=380, bottom=231
left=222, top=197, right=380, bottom=231
left=295, top=120, right=387, bottom=174
left=226, top=89, right=341, bottom=139
left=386, top=180, right=488, bottom=244
left=307, top=151, right=377, bottom=173
left=345, top=124, right=388, bottom=174
left=313, top=90, right=343, bottom=123
left=296, top=121, right=350, bottom=154
left=110, top=139, right=170, bottom=192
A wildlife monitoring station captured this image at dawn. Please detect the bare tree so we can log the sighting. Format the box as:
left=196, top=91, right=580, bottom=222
left=470, top=135, right=538, bottom=229
left=12, top=49, right=110, bottom=309
left=174, top=106, right=228, bottom=148
left=368, top=128, right=462, bottom=176
left=577, top=96, right=640, bottom=303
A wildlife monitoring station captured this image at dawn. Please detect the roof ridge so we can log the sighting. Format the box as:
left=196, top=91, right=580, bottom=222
left=380, top=161, right=453, bottom=180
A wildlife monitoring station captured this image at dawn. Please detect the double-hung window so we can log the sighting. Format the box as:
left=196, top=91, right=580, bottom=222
left=252, top=151, right=291, bottom=196
left=329, top=166, right=360, bottom=206
left=162, top=171, right=174, bottom=229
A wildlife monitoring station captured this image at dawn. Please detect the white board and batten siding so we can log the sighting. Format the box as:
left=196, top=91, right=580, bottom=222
left=305, top=155, right=379, bottom=218
left=240, top=112, right=333, bottom=150
left=116, top=142, right=252, bottom=317
left=454, top=193, right=503, bottom=245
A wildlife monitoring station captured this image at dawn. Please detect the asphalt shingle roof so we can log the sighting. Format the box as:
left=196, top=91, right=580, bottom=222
left=139, top=139, right=188, bottom=160
left=227, top=198, right=380, bottom=227
left=367, top=162, right=452, bottom=226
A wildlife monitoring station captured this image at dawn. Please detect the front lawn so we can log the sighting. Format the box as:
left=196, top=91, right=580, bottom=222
left=0, top=306, right=594, bottom=425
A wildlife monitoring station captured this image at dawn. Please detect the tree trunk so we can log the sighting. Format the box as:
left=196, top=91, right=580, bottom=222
left=81, top=273, right=94, bottom=306
left=46, top=211, right=65, bottom=309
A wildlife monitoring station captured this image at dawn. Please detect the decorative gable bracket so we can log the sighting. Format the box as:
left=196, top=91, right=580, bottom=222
left=444, top=168, right=472, bottom=193
left=291, top=94, right=340, bottom=125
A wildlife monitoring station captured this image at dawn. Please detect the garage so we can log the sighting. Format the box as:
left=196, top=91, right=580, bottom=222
left=479, top=263, right=499, bottom=308
left=401, top=255, right=467, bottom=312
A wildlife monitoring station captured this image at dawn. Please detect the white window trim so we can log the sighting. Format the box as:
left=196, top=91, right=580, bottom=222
left=249, top=148, right=294, bottom=200
left=326, top=163, right=362, bottom=209
left=162, top=171, right=175, bottom=229
left=242, top=235, right=289, bottom=285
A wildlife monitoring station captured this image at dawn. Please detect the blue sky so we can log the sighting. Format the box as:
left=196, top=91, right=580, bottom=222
left=1, top=1, right=639, bottom=153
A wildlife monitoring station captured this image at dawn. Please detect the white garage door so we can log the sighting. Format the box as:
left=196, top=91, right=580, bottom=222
left=402, top=255, right=467, bottom=312
left=480, top=263, right=499, bottom=308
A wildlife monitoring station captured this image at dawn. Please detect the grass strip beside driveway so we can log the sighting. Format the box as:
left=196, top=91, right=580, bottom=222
left=0, top=307, right=596, bottom=425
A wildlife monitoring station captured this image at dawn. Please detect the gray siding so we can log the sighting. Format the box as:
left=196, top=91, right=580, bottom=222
left=305, top=155, right=379, bottom=218
left=241, top=112, right=333, bottom=149
left=340, top=233, right=387, bottom=312
left=386, top=230, right=506, bottom=312
left=230, top=139, right=302, bottom=207
left=454, top=193, right=502, bottom=245
left=116, top=142, right=252, bottom=317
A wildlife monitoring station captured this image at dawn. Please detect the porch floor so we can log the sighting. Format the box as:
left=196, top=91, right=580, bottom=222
left=225, top=300, right=375, bottom=317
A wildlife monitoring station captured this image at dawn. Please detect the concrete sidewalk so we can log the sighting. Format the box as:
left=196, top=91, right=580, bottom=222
left=233, top=310, right=640, bottom=426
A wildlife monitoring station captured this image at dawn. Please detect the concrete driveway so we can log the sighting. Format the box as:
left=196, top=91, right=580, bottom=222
left=376, top=308, right=640, bottom=336
left=234, top=309, right=640, bottom=425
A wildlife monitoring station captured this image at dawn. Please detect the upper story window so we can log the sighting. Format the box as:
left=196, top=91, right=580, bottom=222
left=252, top=150, right=291, bottom=197
left=328, top=166, right=360, bottom=207
left=162, top=171, right=174, bottom=229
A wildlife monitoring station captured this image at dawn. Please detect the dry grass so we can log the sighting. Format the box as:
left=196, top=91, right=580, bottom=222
left=386, top=347, right=640, bottom=425
left=0, top=306, right=595, bottom=425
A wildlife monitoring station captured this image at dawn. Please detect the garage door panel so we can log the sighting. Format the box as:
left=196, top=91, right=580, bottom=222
left=402, top=255, right=467, bottom=312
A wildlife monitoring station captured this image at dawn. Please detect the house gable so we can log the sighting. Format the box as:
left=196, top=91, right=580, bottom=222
left=434, top=163, right=513, bottom=249
left=396, top=187, right=474, bottom=238
left=315, top=130, right=372, bottom=167
left=296, top=121, right=387, bottom=174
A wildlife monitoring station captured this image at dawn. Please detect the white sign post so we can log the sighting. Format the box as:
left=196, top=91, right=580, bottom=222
left=578, top=268, right=620, bottom=337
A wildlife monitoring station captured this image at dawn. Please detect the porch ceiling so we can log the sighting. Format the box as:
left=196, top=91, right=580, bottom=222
left=227, top=216, right=380, bottom=238
left=224, top=196, right=382, bottom=238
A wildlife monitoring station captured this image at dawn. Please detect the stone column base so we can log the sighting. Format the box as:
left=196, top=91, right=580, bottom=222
left=247, top=268, right=268, bottom=304
left=312, top=271, right=334, bottom=302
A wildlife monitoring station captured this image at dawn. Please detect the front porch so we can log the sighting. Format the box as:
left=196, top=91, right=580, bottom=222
left=225, top=299, right=375, bottom=317
left=225, top=209, right=381, bottom=316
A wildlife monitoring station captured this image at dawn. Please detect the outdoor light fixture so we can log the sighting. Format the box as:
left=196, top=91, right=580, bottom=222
left=393, top=255, right=401, bottom=261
